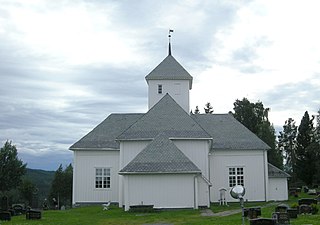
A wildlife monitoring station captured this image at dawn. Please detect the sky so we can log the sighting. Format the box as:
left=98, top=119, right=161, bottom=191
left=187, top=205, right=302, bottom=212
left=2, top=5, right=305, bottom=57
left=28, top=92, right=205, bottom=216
left=1, top=0, right=320, bottom=171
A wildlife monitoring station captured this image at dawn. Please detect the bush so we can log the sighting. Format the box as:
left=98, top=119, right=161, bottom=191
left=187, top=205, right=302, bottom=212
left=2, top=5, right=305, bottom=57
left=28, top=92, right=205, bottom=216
left=290, top=203, right=299, bottom=209
left=311, top=203, right=319, bottom=214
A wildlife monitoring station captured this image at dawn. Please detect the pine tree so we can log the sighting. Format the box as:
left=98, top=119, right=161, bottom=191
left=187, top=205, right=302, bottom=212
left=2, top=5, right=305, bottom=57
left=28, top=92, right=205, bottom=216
left=296, top=111, right=315, bottom=185
left=278, top=118, right=297, bottom=174
left=194, top=106, right=200, bottom=114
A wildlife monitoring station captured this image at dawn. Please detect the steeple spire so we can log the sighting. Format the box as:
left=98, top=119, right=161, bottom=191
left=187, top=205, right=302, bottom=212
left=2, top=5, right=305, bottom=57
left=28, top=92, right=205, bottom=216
left=168, top=29, right=174, bottom=55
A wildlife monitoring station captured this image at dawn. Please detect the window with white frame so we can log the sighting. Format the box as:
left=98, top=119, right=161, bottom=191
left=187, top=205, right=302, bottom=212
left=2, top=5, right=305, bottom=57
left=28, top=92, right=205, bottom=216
left=228, top=167, right=244, bottom=187
left=158, top=84, right=162, bottom=94
left=95, top=168, right=111, bottom=189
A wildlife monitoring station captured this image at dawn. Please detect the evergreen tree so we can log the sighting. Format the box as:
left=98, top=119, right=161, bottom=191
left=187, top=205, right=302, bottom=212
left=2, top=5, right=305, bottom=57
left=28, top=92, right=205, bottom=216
left=194, top=106, right=200, bottom=114
left=0, top=141, right=27, bottom=194
left=315, top=108, right=320, bottom=143
left=278, top=118, right=297, bottom=174
left=49, top=164, right=73, bottom=208
left=204, top=102, right=213, bottom=114
left=295, top=111, right=315, bottom=185
left=19, top=179, right=36, bottom=206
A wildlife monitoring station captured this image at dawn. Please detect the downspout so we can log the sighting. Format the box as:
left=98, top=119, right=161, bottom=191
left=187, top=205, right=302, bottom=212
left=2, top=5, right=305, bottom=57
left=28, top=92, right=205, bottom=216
left=263, top=149, right=268, bottom=201
left=194, top=175, right=198, bottom=209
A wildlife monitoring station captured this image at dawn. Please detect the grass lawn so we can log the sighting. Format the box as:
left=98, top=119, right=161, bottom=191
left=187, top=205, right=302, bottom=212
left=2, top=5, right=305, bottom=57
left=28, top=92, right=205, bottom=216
left=3, top=193, right=319, bottom=225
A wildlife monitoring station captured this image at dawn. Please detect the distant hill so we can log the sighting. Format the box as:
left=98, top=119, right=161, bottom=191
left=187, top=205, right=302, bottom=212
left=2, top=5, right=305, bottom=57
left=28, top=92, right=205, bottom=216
left=24, top=168, right=55, bottom=202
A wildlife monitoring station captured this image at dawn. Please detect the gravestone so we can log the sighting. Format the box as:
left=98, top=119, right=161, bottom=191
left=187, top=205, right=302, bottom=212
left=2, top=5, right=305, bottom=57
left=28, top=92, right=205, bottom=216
left=246, top=207, right=262, bottom=219
left=0, top=196, right=9, bottom=211
left=299, top=204, right=312, bottom=214
left=277, top=212, right=290, bottom=224
left=275, top=204, right=289, bottom=213
left=249, top=218, right=276, bottom=225
left=31, top=193, right=39, bottom=209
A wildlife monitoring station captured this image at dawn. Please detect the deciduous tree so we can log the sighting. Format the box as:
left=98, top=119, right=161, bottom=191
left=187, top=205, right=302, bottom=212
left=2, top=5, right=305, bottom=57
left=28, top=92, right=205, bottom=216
left=0, top=141, right=26, bottom=194
left=204, top=102, right=213, bottom=114
left=232, top=98, right=283, bottom=168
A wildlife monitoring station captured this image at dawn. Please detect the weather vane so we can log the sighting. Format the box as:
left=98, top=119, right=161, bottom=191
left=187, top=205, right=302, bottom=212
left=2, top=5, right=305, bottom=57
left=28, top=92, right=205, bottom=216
left=168, top=29, right=174, bottom=55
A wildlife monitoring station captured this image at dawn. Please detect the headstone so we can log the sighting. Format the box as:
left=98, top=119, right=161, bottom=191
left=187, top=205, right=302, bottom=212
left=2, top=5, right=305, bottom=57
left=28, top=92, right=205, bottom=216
left=298, top=198, right=317, bottom=205
left=246, top=207, right=262, bottom=219
left=0, top=211, right=11, bottom=221
left=299, top=204, right=312, bottom=214
left=275, top=204, right=289, bottom=213
left=12, top=204, right=25, bottom=215
left=31, top=193, right=38, bottom=209
left=26, top=209, right=41, bottom=220
left=0, top=196, right=9, bottom=211
left=277, top=212, right=290, bottom=224
left=249, top=218, right=276, bottom=225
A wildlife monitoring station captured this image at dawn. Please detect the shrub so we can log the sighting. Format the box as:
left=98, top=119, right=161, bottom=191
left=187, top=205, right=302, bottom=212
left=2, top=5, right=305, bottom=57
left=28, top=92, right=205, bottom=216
left=311, top=203, right=319, bottom=214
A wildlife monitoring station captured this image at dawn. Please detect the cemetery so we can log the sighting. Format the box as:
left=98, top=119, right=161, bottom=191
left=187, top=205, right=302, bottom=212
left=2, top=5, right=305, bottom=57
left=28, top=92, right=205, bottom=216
left=0, top=185, right=318, bottom=224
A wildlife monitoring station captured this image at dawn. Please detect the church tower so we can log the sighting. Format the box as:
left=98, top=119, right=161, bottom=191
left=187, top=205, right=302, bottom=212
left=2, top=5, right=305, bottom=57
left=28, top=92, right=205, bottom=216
left=145, top=32, right=193, bottom=113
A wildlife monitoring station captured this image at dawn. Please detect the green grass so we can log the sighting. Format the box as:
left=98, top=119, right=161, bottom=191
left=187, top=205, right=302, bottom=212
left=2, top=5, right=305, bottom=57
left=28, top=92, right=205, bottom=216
left=2, top=193, right=319, bottom=225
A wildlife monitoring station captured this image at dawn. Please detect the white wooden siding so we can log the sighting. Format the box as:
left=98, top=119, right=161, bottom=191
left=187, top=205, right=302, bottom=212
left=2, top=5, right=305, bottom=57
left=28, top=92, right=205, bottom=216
left=209, top=150, right=266, bottom=202
left=72, top=150, right=119, bottom=204
left=268, top=178, right=288, bottom=201
left=124, top=174, right=195, bottom=210
left=173, top=140, right=210, bottom=178
left=119, top=140, right=151, bottom=207
left=148, top=80, right=190, bottom=112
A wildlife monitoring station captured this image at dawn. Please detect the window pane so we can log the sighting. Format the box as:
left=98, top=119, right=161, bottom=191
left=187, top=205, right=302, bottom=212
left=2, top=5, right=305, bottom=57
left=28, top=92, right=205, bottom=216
left=229, top=168, right=235, bottom=175
left=237, top=168, right=243, bottom=175
left=96, top=168, right=102, bottom=176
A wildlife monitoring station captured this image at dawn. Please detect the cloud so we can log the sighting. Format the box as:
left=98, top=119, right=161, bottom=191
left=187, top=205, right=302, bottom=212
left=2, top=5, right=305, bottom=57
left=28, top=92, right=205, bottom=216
left=1, top=0, right=320, bottom=170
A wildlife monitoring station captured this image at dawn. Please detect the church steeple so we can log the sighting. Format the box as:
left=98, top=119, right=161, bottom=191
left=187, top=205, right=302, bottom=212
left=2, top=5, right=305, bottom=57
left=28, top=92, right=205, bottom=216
left=168, top=29, right=174, bottom=56
left=145, top=30, right=193, bottom=113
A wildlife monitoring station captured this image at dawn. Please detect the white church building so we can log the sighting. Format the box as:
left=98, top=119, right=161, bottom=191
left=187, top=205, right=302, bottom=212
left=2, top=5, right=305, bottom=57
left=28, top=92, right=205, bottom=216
left=70, top=42, right=289, bottom=210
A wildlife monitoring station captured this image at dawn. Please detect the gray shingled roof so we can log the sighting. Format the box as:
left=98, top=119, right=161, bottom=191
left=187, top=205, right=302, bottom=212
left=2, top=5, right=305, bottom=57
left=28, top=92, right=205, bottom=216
left=117, top=94, right=211, bottom=140
left=145, top=55, right=193, bottom=89
left=69, top=113, right=143, bottom=150
left=268, top=163, right=290, bottom=178
left=191, top=114, right=270, bottom=150
left=119, top=133, right=201, bottom=174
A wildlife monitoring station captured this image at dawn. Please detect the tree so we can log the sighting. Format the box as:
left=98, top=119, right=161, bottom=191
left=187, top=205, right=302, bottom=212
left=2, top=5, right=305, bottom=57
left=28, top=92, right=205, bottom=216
left=314, top=108, right=320, bottom=143
left=278, top=118, right=298, bottom=174
left=0, top=141, right=27, bottom=194
left=295, top=111, right=315, bottom=185
left=232, top=98, right=283, bottom=168
left=49, top=164, right=73, bottom=208
left=19, top=179, right=36, bottom=206
left=194, top=106, right=200, bottom=114
left=204, top=102, right=213, bottom=114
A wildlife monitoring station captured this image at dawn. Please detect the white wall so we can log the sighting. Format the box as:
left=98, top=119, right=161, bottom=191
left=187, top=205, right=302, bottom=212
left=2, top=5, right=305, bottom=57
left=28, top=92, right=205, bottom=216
left=209, top=149, right=267, bottom=202
left=119, top=140, right=151, bottom=207
left=123, top=174, right=195, bottom=210
left=72, top=150, right=119, bottom=204
left=268, top=178, right=288, bottom=201
left=173, top=140, right=210, bottom=177
left=148, top=80, right=190, bottom=112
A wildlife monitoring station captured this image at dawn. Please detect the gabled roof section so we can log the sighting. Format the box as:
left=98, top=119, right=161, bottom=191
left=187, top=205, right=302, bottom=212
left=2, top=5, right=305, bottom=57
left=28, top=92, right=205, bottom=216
left=119, top=133, right=201, bottom=174
left=145, top=55, right=193, bottom=89
left=69, top=113, right=143, bottom=150
left=191, top=114, right=270, bottom=150
left=117, top=94, right=211, bottom=140
left=268, top=163, right=291, bottom=178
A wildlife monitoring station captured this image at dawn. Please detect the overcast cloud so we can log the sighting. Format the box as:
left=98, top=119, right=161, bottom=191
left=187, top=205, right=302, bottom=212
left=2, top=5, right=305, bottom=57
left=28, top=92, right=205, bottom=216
left=1, top=0, right=319, bottom=170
